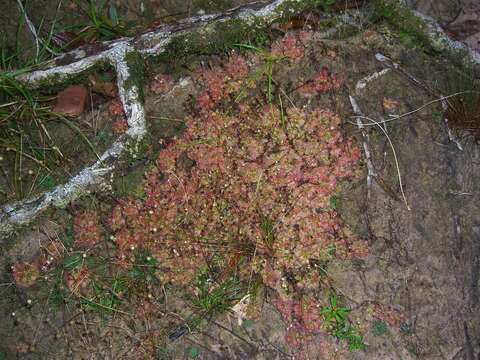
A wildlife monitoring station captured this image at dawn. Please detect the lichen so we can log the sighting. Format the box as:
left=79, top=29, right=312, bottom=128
left=123, top=51, right=145, bottom=104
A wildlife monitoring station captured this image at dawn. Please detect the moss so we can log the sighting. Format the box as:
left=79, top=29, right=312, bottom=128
left=32, top=60, right=113, bottom=95
left=124, top=51, right=146, bottom=104
left=112, top=164, right=147, bottom=198
left=369, top=0, right=438, bottom=54
left=0, top=226, right=16, bottom=249
left=111, top=126, right=153, bottom=199
left=151, top=0, right=323, bottom=66
left=116, top=131, right=152, bottom=171
left=157, top=18, right=271, bottom=62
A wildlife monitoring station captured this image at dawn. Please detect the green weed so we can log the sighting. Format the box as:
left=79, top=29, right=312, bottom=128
left=371, top=319, right=388, bottom=336
left=67, top=0, right=134, bottom=43
left=260, top=214, right=275, bottom=251
left=192, top=274, right=243, bottom=316
left=321, top=293, right=365, bottom=351
left=234, top=43, right=285, bottom=104
left=329, top=195, right=338, bottom=209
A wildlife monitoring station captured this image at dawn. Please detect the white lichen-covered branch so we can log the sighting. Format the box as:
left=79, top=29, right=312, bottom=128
left=0, top=0, right=307, bottom=235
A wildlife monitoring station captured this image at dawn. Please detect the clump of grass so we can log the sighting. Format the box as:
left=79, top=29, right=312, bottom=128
left=65, top=0, right=134, bottom=43
left=167, top=271, right=246, bottom=341
left=315, top=0, right=337, bottom=12
left=0, top=71, right=98, bottom=200
left=0, top=24, right=101, bottom=201
left=443, top=67, right=480, bottom=140
left=234, top=43, right=285, bottom=104
left=192, top=273, right=243, bottom=316
left=260, top=213, right=275, bottom=252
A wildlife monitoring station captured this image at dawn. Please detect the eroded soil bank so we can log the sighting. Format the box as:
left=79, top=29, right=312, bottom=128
left=0, top=1, right=479, bottom=359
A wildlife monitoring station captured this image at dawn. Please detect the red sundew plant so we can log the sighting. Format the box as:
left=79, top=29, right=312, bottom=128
left=64, top=266, right=91, bottom=296
left=12, top=262, right=40, bottom=288
left=108, top=98, right=128, bottom=134
left=193, top=53, right=251, bottom=111
left=107, top=98, right=124, bottom=116
left=297, top=67, right=342, bottom=98
left=271, top=31, right=313, bottom=60
left=150, top=73, right=174, bottom=95
left=112, top=116, right=128, bottom=135
left=73, top=209, right=103, bottom=248
left=70, top=35, right=367, bottom=353
left=275, top=294, right=351, bottom=359
left=224, top=53, right=250, bottom=79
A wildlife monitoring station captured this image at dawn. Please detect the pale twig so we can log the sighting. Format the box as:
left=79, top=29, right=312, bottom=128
left=78, top=295, right=133, bottom=316
left=351, top=112, right=411, bottom=211
left=349, top=96, right=376, bottom=197
left=350, top=92, right=471, bottom=126
left=375, top=52, right=463, bottom=150
left=355, top=68, right=391, bottom=93
left=16, top=0, right=40, bottom=60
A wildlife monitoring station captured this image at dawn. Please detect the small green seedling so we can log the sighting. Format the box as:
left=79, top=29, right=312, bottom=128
left=371, top=319, right=388, bottom=336
left=321, top=293, right=350, bottom=324
left=321, top=294, right=365, bottom=351
left=187, top=346, right=200, bottom=358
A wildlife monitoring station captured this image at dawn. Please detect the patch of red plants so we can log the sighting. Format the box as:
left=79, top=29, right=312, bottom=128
left=271, top=31, right=313, bottom=60
left=67, top=35, right=368, bottom=355
left=150, top=73, right=174, bottom=95
left=73, top=209, right=103, bottom=248
left=297, top=67, right=342, bottom=97
left=193, top=53, right=250, bottom=111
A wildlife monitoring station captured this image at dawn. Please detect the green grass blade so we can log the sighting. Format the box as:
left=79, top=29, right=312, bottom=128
left=53, top=113, right=100, bottom=160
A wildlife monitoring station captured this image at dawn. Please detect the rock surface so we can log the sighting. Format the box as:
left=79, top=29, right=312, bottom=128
left=52, top=84, right=88, bottom=117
